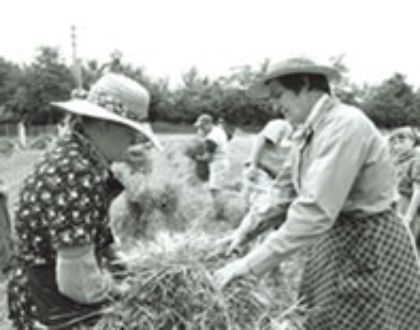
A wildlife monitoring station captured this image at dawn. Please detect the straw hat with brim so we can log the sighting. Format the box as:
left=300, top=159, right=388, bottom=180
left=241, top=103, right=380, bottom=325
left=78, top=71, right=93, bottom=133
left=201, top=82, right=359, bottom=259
left=52, top=73, right=163, bottom=151
left=251, top=57, right=340, bottom=97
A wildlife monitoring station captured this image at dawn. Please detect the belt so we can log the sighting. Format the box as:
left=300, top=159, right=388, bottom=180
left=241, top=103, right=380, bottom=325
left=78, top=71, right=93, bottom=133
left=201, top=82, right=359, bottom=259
left=244, top=161, right=277, bottom=179
left=258, top=164, right=277, bottom=179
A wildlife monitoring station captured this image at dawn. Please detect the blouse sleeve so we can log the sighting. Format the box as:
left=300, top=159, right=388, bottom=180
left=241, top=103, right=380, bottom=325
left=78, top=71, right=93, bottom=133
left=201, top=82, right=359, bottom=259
left=46, top=161, right=108, bottom=250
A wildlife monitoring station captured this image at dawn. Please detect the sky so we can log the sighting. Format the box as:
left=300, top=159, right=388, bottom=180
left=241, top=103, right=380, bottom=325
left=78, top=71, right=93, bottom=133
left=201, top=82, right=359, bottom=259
left=1, top=0, right=420, bottom=87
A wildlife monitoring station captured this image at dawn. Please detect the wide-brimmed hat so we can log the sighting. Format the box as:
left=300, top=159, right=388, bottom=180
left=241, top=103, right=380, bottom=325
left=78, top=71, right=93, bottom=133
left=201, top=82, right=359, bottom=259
left=262, top=57, right=340, bottom=85
left=52, top=73, right=163, bottom=151
left=193, top=113, right=213, bottom=127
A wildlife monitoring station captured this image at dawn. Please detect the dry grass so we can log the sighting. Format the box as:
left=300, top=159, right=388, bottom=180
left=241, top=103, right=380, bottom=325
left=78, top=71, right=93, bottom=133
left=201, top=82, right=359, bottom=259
left=93, top=231, right=298, bottom=330
left=0, top=133, right=304, bottom=329
left=110, top=135, right=251, bottom=242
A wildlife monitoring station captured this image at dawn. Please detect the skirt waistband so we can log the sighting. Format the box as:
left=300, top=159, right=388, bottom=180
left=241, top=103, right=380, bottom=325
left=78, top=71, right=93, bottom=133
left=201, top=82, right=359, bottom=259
left=337, top=208, right=394, bottom=225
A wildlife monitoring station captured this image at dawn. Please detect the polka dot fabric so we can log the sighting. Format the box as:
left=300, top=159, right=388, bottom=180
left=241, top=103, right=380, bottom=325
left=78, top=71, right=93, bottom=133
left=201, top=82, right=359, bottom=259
left=8, top=132, right=116, bottom=329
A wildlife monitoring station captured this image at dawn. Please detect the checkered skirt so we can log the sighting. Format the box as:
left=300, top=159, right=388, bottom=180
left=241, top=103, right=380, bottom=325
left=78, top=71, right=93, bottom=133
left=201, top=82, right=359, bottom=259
left=299, top=210, right=420, bottom=330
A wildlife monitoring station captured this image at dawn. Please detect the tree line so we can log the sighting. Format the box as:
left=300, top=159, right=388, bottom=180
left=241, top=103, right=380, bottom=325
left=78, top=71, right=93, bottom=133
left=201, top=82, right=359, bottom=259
left=0, top=46, right=419, bottom=128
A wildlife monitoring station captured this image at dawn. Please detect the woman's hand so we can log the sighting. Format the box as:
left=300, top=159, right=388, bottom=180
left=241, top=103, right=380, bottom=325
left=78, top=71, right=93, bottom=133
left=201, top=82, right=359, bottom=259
left=213, top=258, right=248, bottom=289
left=108, top=278, right=132, bottom=300
left=226, top=232, right=244, bottom=256
left=99, top=246, right=132, bottom=280
left=245, top=165, right=259, bottom=182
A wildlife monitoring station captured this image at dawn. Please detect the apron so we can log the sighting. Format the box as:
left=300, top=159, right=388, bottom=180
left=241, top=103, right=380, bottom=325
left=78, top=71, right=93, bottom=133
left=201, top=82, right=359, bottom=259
left=299, top=209, right=420, bottom=329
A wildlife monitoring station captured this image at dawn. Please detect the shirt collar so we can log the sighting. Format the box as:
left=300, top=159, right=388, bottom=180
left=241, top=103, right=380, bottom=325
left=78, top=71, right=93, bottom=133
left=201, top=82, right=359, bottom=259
left=291, top=93, right=333, bottom=141
left=303, top=93, right=330, bottom=132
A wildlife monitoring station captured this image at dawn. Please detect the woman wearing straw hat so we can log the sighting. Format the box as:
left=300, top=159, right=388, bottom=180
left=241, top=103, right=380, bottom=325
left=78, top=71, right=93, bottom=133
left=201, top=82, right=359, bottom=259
left=215, top=57, right=420, bottom=329
left=7, top=73, right=162, bottom=329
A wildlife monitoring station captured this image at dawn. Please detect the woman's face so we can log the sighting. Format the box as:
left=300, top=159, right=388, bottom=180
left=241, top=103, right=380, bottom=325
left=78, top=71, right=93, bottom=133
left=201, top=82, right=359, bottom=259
left=101, top=122, right=139, bottom=161
left=389, top=134, right=415, bottom=154
left=197, top=123, right=212, bottom=137
left=266, top=80, right=311, bottom=125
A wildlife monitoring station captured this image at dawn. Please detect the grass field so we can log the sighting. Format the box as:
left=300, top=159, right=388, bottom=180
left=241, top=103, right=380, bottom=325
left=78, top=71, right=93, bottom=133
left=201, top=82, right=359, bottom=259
left=0, top=132, right=301, bottom=329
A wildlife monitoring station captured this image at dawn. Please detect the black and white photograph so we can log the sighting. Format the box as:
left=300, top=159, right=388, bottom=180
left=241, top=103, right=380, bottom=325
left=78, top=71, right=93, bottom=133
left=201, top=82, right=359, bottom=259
left=1, top=0, right=420, bottom=329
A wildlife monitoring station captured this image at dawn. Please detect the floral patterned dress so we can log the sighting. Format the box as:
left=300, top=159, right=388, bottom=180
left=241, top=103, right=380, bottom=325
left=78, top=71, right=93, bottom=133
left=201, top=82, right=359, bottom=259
left=8, top=132, right=121, bottom=330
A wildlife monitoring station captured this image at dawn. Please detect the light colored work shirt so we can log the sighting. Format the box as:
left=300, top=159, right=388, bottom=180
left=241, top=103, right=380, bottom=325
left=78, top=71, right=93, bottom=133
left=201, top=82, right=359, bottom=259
left=244, top=94, right=396, bottom=274
left=255, top=119, right=292, bottom=175
left=261, top=119, right=292, bottom=146
left=206, top=125, right=229, bottom=162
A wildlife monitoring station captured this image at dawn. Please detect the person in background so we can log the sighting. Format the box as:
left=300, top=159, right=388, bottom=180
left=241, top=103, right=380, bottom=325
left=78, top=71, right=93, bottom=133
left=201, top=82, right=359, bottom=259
left=389, top=126, right=420, bottom=247
left=194, top=113, right=230, bottom=220
left=242, top=119, right=292, bottom=207
left=225, top=119, right=293, bottom=255
left=7, top=73, right=162, bottom=330
left=214, top=57, right=420, bottom=329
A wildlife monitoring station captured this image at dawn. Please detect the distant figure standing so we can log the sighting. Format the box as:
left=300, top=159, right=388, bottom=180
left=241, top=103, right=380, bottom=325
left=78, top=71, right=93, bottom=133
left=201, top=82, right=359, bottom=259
left=194, top=114, right=230, bottom=219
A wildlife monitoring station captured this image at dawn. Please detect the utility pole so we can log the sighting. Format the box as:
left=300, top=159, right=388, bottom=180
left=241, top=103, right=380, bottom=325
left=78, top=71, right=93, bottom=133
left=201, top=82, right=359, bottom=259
left=71, top=25, right=83, bottom=90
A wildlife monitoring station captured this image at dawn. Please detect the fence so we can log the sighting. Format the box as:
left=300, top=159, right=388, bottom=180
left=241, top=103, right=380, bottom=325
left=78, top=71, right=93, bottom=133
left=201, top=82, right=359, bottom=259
left=0, top=123, right=57, bottom=138
left=0, top=124, right=18, bottom=137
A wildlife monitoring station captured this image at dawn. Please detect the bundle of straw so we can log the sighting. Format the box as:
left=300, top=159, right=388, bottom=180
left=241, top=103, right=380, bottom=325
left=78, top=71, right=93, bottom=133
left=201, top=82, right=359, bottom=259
left=93, top=231, right=297, bottom=330
left=184, top=138, right=210, bottom=182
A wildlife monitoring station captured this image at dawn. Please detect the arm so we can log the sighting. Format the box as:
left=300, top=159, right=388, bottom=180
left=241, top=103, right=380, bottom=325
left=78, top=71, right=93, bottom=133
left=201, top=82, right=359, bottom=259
left=196, top=139, right=217, bottom=162
left=244, top=119, right=368, bottom=276
left=403, top=183, right=420, bottom=225
left=229, top=160, right=296, bottom=253
left=47, top=167, right=124, bottom=303
left=249, top=135, right=267, bottom=169
left=403, top=159, right=420, bottom=224
left=215, top=115, right=369, bottom=285
left=56, top=244, right=115, bottom=304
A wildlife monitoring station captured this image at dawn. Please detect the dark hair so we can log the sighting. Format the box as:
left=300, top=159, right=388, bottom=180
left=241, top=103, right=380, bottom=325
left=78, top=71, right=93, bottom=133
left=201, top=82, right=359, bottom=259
left=273, top=73, right=331, bottom=95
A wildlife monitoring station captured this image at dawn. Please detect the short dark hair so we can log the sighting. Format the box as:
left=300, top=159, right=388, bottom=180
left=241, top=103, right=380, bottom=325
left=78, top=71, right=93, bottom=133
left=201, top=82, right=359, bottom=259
left=272, top=73, right=331, bottom=95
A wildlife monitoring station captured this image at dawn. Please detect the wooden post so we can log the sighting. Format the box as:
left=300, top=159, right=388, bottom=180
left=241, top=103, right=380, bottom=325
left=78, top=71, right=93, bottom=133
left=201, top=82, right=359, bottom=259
left=18, top=121, right=26, bottom=148
left=71, top=25, right=83, bottom=91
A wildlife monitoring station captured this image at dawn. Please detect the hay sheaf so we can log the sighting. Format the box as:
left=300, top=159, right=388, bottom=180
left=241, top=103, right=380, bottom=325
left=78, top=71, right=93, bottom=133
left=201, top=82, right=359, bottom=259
left=183, top=138, right=210, bottom=182
left=94, top=232, right=296, bottom=330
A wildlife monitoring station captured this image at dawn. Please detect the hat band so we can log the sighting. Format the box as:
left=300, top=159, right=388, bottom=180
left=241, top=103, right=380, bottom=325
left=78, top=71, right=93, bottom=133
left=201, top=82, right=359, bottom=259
left=87, top=91, right=146, bottom=122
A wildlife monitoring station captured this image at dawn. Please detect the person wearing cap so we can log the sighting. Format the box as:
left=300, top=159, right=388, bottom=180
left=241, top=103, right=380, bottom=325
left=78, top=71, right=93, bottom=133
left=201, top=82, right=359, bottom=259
left=194, top=113, right=230, bottom=219
left=389, top=126, right=420, bottom=246
left=214, top=57, right=420, bottom=329
left=7, top=73, right=162, bottom=329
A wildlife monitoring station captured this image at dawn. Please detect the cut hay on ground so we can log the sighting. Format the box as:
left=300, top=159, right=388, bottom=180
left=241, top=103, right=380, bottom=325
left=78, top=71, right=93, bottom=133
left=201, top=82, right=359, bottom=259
left=94, top=232, right=298, bottom=330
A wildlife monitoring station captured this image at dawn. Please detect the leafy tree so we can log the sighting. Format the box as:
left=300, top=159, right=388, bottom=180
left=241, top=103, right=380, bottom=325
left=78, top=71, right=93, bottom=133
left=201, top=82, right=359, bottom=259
left=8, top=47, right=74, bottom=124
left=363, top=73, right=417, bottom=127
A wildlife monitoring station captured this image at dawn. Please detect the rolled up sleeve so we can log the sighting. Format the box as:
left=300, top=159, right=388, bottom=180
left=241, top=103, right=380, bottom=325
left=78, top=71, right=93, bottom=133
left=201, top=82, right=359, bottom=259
left=244, top=116, right=369, bottom=276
